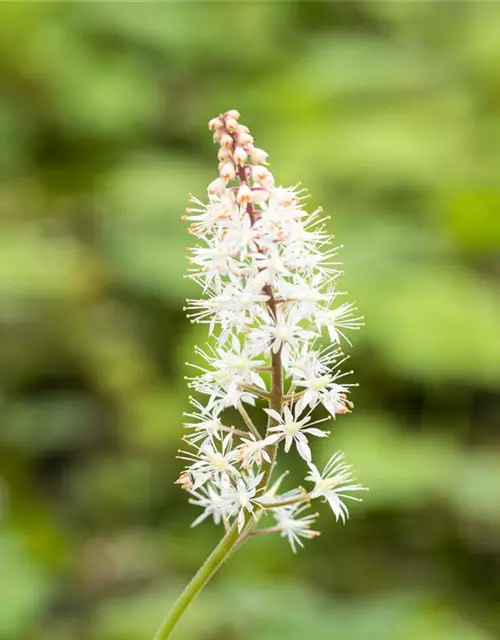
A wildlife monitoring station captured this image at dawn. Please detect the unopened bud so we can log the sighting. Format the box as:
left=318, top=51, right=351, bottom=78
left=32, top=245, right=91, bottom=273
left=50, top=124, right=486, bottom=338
left=175, top=472, right=193, bottom=491
left=218, top=147, right=231, bottom=162
left=237, top=132, right=254, bottom=146
left=225, top=117, right=239, bottom=133
left=225, top=109, right=240, bottom=120
left=252, top=165, right=274, bottom=188
left=220, top=133, right=233, bottom=148
left=220, top=162, right=236, bottom=182
left=233, top=147, right=248, bottom=166
left=208, top=117, right=224, bottom=131
left=208, top=176, right=227, bottom=196
left=249, top=147, right=269, bottom=165
left=237, top=184, right=252, bottom=204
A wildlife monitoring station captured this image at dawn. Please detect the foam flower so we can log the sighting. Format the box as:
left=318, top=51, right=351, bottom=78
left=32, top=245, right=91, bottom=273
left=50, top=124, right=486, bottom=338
left=158, top=109, right=366, bottom=639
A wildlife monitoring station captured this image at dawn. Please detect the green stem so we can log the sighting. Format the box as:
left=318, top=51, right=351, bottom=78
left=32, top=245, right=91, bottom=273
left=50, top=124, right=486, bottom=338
left=153, top=521, right=241, bottom=640
left=258, top=492, right=309, bottom=509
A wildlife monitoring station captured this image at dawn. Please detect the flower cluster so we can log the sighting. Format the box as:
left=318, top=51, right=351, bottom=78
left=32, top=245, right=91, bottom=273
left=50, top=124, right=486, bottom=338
left=178, top=109, right=366, bottom=552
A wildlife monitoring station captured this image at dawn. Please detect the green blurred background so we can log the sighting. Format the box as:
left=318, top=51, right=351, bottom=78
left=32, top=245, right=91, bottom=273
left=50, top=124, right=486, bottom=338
left=1, top=2, right=500, bottom=639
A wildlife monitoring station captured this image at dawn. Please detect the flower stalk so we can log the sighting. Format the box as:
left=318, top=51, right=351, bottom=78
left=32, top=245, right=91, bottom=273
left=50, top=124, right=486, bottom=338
left=153, top=521, right=240, bottom=640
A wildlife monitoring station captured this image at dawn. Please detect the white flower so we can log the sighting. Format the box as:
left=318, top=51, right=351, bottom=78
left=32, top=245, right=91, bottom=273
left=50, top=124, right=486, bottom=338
left=183, top=399, right=225, bottom=444
left=221, top=210, right=261, bottom=256
left=277, top=276, right=327, bottom=321
left=271, top=502, right=320, bottom=553
left=221, top=473, right=264, bottom=532
left=185, top=276, right=270, bottom=336
left=177, top=433, right=240, bottom=489
left=292, top=359, right=352, bottom=418
left=189, top=472, right=264, bottom=533
left=250, top=310, right=316, bottom=368
left=185, top=192, right=238, bottom=239
left=237, top=434, right=280, bottom=469
left=188, top=371, right=256, bottom=412
left=322, top=386, right=354, bottom=417
left=251, top=244, right=290, bottom=283
left=305, top=453, right=366, bottom=522
left=214, top=277, right=270, bottom=318
left=315, top=302, right=364, bottom=345
left=268, top=186, right=300, bottom=211
left=288, top=342, right=341, bottom=378
left=265, top=404, right=329, bottom=461
left=189, top=481, right=236, bottom=527
left=188, top=337, right=266, bottom=403
left=212, top=336, right=266, bottom=389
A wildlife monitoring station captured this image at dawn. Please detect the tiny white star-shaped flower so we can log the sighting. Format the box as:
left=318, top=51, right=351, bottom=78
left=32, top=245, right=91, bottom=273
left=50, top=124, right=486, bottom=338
left=265, top=404, right=329, bottom=461
left=305, top=452, right=367, bottom=522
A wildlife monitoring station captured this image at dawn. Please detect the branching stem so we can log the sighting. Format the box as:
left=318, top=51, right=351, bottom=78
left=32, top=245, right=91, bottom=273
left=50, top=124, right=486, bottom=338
left=238, top=383, right=272, bottom=400
left=250, top=526, right=281, bottom=536
left=237, top=402, right=261, bottom=439
left=258, top=491, right=310, bottom=510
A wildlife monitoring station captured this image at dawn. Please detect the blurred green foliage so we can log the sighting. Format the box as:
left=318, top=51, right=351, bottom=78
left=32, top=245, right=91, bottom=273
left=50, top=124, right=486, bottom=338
left=1, top=2, right=499, bottom=639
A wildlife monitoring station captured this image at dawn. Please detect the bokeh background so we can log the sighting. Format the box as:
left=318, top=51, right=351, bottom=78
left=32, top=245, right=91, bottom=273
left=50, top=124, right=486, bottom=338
left=1, top=2, right=500, bottom=639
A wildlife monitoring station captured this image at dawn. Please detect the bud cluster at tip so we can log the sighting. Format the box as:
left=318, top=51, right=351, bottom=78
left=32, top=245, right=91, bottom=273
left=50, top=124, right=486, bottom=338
left=206, top=109, right=272, bottom=205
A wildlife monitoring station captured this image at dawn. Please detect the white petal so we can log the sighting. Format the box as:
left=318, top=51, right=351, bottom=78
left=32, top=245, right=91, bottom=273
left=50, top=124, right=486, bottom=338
left=264, top=408, right=282, bottom=423
left=296, top=438, right=312, bottom=461
left=238, top=508, right=246, bottom=532
left=304, top=428, right=329, bottom=438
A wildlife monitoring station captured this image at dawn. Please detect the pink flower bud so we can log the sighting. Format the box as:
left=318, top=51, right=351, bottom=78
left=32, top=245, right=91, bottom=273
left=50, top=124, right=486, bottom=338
left=225, top=117, right=239, bottom=133
left=219, top=162, right=236, bottom=182
left=249, top=147, right=269, bottom=165
left=225, top=109, right=240, bottom=120
left=208, top=177, right=227, bottom=196
left=237, top=184, right=252, bottom=204
left=208, top=117, right=223, bottom=131
left=220, top=133, right=233, bottom=148
left=175, top=472, right=193, bottom=491
left=252, top=166, right=274, bottom=188
left=218, top=148, right=231, bottom=162
left=233, top=147, right=248, bottom=166
left=237, top=132, right=254, bottom=146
